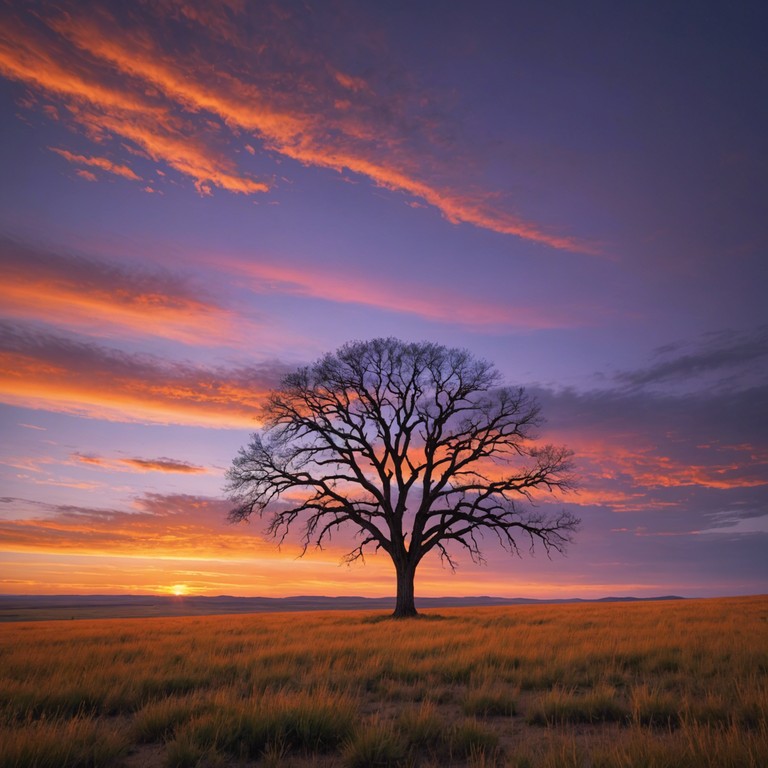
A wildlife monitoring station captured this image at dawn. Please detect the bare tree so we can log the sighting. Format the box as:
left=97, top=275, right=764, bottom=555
left=226, top=338, right=578, bottom=618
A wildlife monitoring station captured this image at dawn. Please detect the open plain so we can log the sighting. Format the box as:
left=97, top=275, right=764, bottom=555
left=1, top=595, right=766, bottom=767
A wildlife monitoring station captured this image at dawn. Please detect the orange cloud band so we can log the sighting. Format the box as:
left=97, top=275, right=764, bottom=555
left=0, top=239, right=247, bottom=345
left=73, top=453, right=208, bottom=474
left=220, top=257, right=575, bottom=330
left=0, top=4, right=594, bottom=251
left=0, top=14, right=267, bottom=196
left=49, top=146, right=141, bottom=180
left=553, top=432, right=768, bottom=504
left=0, top=323, right=282, bottom=427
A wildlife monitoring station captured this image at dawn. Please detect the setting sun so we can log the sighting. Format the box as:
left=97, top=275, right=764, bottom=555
left=170, top=584, right=188, bottom=597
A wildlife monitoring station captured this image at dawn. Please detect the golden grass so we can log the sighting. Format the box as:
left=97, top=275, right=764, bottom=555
left=0, top=595, right=766, bottom=767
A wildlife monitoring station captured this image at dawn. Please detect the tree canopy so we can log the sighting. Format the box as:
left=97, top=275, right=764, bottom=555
left=226, top=338, right=578, bottom=617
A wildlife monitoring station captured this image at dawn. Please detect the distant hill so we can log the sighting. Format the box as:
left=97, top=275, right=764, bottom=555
left=0, top=593, right=685, bottom=622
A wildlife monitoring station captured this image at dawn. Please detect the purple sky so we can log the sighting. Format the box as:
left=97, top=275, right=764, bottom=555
left=0, top=0, right=766, bottom=598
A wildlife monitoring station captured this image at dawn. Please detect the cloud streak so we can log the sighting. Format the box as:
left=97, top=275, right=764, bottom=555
left=0, top=238, right=247, bottom=345
left=0, top=322, right=285, bottom=427
left=0, top=10, right=267, bottom=196
left=615, top=327, right=768, bottom=391
left=224, top=257, right=576, bottom=330
left=535, top=381, right=768, bottom=516
left=0, top=1, right=592, bottom=251
left=73, top=454, right=208, bottom=474
left=49, top=146, right=141, bottom=181
left=0, top=493, right=265, bottom=559
left=1, top=232, right=560, bottom=339
left=0, top=493, right=389, bottom=578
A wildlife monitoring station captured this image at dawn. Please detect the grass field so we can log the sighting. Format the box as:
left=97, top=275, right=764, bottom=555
left=1, top=595, right=766, bottom=767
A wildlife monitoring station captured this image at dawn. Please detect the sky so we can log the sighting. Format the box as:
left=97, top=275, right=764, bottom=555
left=0, top=0, right=766, bottom=600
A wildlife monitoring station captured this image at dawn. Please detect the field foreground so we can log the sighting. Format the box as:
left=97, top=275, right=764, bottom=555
left=1, top=595, right=766, bottom=767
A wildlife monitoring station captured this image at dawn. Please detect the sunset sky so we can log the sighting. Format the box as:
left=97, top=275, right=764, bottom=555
left=1, top=0, right=766, bottom=599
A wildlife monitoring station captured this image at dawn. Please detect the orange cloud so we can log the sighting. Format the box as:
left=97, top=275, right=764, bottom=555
left=123, top=457, right=207, bottom=473
left=0, top=323, right=283, bottom=427
left=76, top=168, right=97, bottom=182
left=0, top=3, right=594, bottom=251
left=49, top=146, right=141, bottom=180
left=135, top=0, right=248, bottom=50
left=333, top=70, right=370, bottom=93
left=0, top=16, right=159, bottom=114
left=73, top=453, right=208, bottom=474
left=0, top=239, right=247, bottom=345
left=84, top=104, right=270, bottom=195
left=624, top=453, right=768, bottom=491
left=0, top=11, right=267, bottom=196
left=272, top=145, right=592, bottom=253
left=552, top=432, right=768, bottom=509
left=221, top=257, right=573, bottom=330
left=0, top=494, right=392, bottom=590
left=0, top=494, right=264, bottom=560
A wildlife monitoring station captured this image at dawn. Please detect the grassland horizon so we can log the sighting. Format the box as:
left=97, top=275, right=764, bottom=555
left=1, top=595, right=766, bottom=767
left=0, top=592, right=694, bottom=623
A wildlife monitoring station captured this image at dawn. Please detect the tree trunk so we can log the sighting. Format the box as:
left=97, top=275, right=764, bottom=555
left=392, top=559, right=418, bottom=618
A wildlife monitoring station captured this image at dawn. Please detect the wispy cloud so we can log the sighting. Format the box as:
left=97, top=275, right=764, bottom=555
left=0, top=11, right=267, bottom=196
left=123, top=457, right=207, bottom=473
left=573, top=442, right=768, bottom=498
left=0, top=1, right=594, bottom=251
left=0, top=238, right=248, bottom=345
left=224, top=257, right=575, bottom=330
left=0, top=322, right=285, bottom=427
left=73, top=453, right=208, bottom=474
left=49, top=146, right=141, bottom=181
left=0, top=244, right=577, bottom=427
left=0, top=493, right=379, bottom=572
left=535, top=379, right=768, bottom=515
left=0, top=493, right=266, bottom=558
left=615, top=327, right=768, bottom=392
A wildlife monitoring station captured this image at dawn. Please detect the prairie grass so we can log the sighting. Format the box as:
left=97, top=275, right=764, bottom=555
left=526, top=683, right=628, bottom=725
left=0, top=595, right=765, bottom=767
left=462, top=686, right=517, bottom=717
left=0, top=714, right=128, bottom=768
left=342, top=719, right=407, bottom=767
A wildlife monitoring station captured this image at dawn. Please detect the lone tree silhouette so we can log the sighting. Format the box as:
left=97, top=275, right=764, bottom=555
left=226, top=338, right=578, bottom=618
